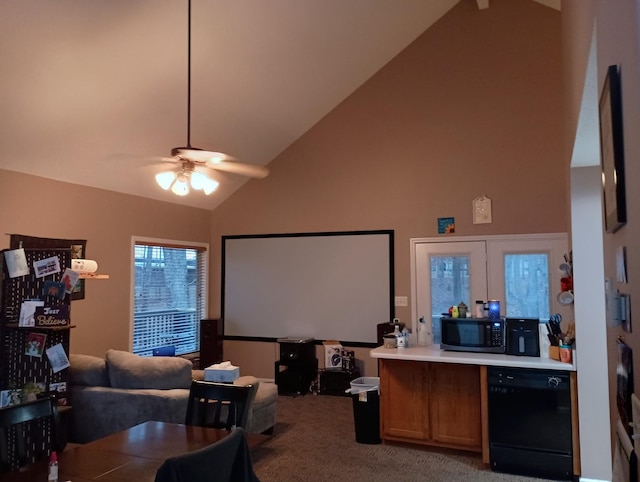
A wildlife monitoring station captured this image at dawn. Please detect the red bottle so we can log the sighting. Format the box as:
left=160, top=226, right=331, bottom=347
left=48, top=451, right=58, bottom=482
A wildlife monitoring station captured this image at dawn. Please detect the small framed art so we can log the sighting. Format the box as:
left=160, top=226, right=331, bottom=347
left=599, top=65, right=627, bottom=233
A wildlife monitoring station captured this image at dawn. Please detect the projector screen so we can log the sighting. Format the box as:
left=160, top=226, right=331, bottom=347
left=222, top=230, right=394, bottom=345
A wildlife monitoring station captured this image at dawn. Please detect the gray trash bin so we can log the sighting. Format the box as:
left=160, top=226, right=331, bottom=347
left=347, top=377, right=381, bottom=444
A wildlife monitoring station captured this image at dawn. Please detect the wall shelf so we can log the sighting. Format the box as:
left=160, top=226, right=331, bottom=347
left=4, top=323, right=77, bottom=331
left=78, top=273, right=109, bottom=279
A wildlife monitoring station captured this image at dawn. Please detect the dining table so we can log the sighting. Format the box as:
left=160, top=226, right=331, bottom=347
left=2, top=421, right=270, bottom=481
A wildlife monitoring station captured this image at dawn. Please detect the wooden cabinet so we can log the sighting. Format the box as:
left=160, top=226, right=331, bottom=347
left=379, top=359, right=483, bottom=453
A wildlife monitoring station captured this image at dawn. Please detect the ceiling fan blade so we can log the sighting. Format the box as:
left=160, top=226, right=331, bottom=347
left=207, top=160, right=270, bottom=179
left=175, top=148, right=269, bottom=179
left=152, top=156, right=181, bottom=164
left=172, top=148, right=231, bottom=163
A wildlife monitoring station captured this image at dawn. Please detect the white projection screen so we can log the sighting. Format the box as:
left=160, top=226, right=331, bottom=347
left=222, top=231, right=394, bottom=345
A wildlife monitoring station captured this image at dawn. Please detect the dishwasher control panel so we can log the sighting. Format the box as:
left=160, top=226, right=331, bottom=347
left=488, top=366, right=570, bottom=390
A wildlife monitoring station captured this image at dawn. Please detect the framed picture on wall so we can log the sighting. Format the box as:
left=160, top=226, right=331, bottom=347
left=599, top=65, right=627, bottom=233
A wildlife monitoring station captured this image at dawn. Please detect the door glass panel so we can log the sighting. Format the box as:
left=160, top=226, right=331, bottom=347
left=414, top=241, right=487, bottom=346
left=504, top=253, right=550, bottom=319
left=430, top=255, right=470, bottom=343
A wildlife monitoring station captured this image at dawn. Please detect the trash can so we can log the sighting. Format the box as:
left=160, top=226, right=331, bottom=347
left=347, top=377, right=381, bottom=444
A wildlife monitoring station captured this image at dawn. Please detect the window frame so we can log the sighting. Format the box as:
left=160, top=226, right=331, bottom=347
left=130, top=236, right=209, bottom=356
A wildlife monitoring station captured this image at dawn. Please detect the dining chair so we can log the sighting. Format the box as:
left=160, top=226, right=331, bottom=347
left=185, top=380, right=257, bottom=430
left=154, top=427, right=260, bottom=482
left=0, top=397, right=62, bottom=472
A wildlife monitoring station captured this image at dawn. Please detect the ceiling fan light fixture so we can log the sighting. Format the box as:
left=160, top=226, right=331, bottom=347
left=171, top=177, right=190, bottom=196
left=201, top=177, right=219, bottom=195
left=153, top=0, right=268, bottom=199
left=190, top=170, right=218, bottom=195
left=156, top=171, right=177, bottom=190
left=190, top=170, right=209, bottom=190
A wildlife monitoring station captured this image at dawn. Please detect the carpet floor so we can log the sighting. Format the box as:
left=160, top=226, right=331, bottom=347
left=251, top=394, right=557, bottom=482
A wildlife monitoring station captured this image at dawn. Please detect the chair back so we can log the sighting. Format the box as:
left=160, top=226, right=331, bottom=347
left=154, top=427, right=259, bottom=482
left=0, top=397, right=61, bottom=472
left=185, top=380, right=256, bottom=430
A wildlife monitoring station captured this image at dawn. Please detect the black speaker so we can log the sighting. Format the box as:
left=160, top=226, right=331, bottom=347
left=319, top=368, right=360, bottom=396
left=278, top=337, right=315, bottom=362
left=200, top=318, right=224, bottom=368
left=275, top=337, right=317, bottom=395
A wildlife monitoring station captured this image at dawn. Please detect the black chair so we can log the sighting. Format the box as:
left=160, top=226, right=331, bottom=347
left=185, top=380, right=257, bottom=431
left=154, top=427, right=260, bottom=482
left=0, top=397, right=62, bottom=473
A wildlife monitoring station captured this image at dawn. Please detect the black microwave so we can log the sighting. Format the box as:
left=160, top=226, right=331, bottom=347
left=440, top=317, right=505, bottom=354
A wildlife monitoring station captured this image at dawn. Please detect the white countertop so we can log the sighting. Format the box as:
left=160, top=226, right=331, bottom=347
left=370, top=344, right=577, bottom=371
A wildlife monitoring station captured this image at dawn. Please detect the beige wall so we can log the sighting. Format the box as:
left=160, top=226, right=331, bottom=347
left=0, top=169, right=212, bottom=357
left=210, top=0, right=566, bottom=379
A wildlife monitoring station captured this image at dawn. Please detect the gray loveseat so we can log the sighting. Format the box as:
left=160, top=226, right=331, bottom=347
left=68, top=350, right=278, bottom=443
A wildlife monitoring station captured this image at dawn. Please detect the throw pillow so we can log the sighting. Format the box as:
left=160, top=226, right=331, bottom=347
left=106, top=349, right=193, bottom=389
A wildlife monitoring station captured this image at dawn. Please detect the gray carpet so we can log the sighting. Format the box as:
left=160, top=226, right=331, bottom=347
left=251, top=394, right=555, bottom=482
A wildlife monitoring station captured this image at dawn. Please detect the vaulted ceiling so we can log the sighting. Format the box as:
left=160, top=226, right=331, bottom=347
left=0, top=0, right=559, bottom=210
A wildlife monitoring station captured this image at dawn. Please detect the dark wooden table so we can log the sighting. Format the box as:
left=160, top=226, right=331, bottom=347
left=3, top=421, right=269, bottom=481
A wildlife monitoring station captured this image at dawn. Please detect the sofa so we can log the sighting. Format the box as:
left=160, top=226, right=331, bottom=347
left=68, top=350, right=278, bottom=443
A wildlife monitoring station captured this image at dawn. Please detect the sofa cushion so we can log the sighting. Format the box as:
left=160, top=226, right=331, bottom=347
left=69, top=354, right=110, bottom=387
left=106, top=349, right=193, bottom=390
left=68, top=385, right=190, bottom=443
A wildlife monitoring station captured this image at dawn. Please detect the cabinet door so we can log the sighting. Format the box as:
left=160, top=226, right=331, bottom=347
left=380, top=359, right=429, bottom=441
left=429, top=363, right=482, bottom=450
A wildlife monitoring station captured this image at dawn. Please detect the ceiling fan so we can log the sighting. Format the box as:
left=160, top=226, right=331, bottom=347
left=155, top=0, right=269, bottom=196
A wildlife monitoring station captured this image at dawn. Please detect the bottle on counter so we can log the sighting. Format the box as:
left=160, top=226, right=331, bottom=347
left=401, top=326, right=410, bottom=348
left=417, top=316, right=430, bottom=345
left=395, top=324, right=406, bottom=348
left=474, top=300, right=484, bottom=318
left=393, top=324, right=401, bottom=343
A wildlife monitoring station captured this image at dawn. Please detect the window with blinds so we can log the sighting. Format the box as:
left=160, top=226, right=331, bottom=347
left=132, top=240, right=207, bottom=357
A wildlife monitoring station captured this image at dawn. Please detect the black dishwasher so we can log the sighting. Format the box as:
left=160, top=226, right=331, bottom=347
left=488, top=366, right=574, bottom=480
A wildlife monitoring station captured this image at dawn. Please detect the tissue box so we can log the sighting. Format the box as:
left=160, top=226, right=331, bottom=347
left=204, top=362, right=240, bottom=383
left=323, top=340, right=343, bottom=369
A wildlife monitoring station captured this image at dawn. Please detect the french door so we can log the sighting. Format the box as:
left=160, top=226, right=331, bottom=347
left=411, top=234, right=568, bottom=344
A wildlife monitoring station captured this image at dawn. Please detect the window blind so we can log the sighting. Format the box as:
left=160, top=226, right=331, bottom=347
left=132, top=243, right=207, bottom=356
